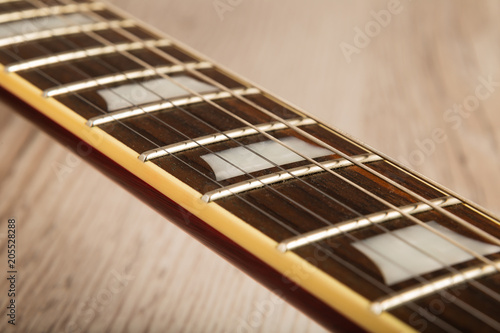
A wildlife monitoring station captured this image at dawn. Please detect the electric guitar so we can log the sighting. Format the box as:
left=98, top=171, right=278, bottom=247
left=1, top=0, right=499, bottom=331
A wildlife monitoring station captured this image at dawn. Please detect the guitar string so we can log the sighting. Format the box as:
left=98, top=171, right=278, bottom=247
left=65, top=0, right=500, bottom=278
left=95, top=0, right=500, bottom=252
left=45, top=0, right=500, bottom=289
left=5, top=1, right=498, bottom=326
left=0, top=35, right=463, bottom=333
left=12, top=2, right=500, bottom=322
left=6, top=1, right=500, bottom=326
left=19, top=0, right=500, bottom=257
left=33, top=5, right=500, bottom=326
left=89, top=0, right=500, bottom=264
left=18, top=0, right=500, bottom=320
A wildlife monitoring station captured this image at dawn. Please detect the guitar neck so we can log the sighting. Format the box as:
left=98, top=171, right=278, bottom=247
left=1, top=1, right=500, bottom=332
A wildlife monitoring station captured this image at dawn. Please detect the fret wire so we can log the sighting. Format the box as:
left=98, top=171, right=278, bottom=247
left=0, top=0, right=23, bottom=4
left=24, top=0, right=372, bottom=235
left=178, top=64, right=500, bottom=253
left=12, top=0, right=500, bottom=322
left=135, top=20, right=500, bottom=271
left=82, top=8, right=500, bottom=325
left=49, top=1, right=500, bottom=320
left=371, top=259, right=500, bottom=314
left=0, top=8, right=456, bottom=329
left=138, top=117, right=316, bottom=162
left=202, top=153, right=382, bottom=202
left=0, top=2, right=106, bottom=24
left=3, top=3, right=490, bottom=328
left=87, top=5, right=500, bottom=273
left=22, top=0, right=370, bottom=240
left=86, top=87, right=260, bottom=127
left=52, top=10, right=500, bottom=327
left=92, top=0, right=500, bottom=257
left=278, top=196, right=461, bottom=252
left=0, top=18, right=135, bottom=48
left=5, top=39, right=171, bottom=72
left=44, top=61, right=212, bottom=97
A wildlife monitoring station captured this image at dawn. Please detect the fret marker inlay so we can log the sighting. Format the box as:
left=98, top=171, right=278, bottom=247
left=87, top=87, right=260, bottom=127
left=353, top=221, right=500, bottom=285
left=0, top=13, right=94, bottom=39
left=202, top=153, right=382, bottom=202
left=0, top=3, right=106, bottom=25
left=0, top=17, right=135, bottom=48
left=201, top=136, right=333, bottom=181
left=96, top=74, right=216, bottom=112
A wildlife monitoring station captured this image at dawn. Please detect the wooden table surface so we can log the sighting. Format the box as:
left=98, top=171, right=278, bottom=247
left=1, top=1, right=499, bottom=332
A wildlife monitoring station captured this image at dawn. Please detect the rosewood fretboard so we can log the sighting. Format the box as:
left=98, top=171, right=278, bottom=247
left=1, top=1, right=500, bottom=332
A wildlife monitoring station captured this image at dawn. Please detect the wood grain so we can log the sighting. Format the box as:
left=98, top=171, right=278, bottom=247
left=1, top=0, right=499, bottom=332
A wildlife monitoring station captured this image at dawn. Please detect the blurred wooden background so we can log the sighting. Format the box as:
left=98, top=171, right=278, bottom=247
left=1, top=0, right=499, bottom=332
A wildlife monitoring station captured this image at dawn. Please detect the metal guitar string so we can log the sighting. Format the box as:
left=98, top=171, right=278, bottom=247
left=0, top=34, right=462, bottom=333
left=74, top=0, right=500, bottom=290
left=70, top=0, right=500, bottom=262
left=52, top=0, right=500, bottom=286
left=12, top=0, right=500, bottom=322
left=90, top=0, right=500, bottom=258
left=19, top=0, right=500, bottom=322
left=9, top=1, right=500, bottom=326
left=4, top=0, right=500, bottom=326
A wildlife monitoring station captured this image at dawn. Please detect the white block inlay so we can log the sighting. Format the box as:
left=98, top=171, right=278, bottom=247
left=97, top=75, right=217, bottom=111
left=201, top=136, right=333, bottom=181
left=0, top=13, right=94, bottom=38
left=352, top=221, right=500, bottom=285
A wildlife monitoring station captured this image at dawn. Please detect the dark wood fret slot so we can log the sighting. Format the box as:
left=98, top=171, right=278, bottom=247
left=444, top=204, right=500, bottom=241
left=0, top=2, right=37, bottom=13
left=16, top=52, right=144, bottom=91
left=0, top=46, right=39, bottom=65
left=243, top=93, right=300, bottom=119
left=0, top=32, right=101, bottom=65
left=120, top=26, right=162, bottom=41
left=91, top=8, right=125, bottom=22
left=37, top=0, right=68, bottom=6
left=93, top=27, right=134, bottom=44
left=98, top=106, right=243, bottom=153
left=37, top=0, right=67, bottom=5
left=214, top=97, right=295, bottom=124
left=367, top=161, right=446, bottom=200
left=55, top=91, right=103, bottom=119
left=335, top=163, right=423, bottom=207
left=197, top=67, right=246, bottom=89
left=241, top=95, right=370, bottom=155
left=157, top=45, right=199, bottom=63
left=127, top=48, right=174, bottom=67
